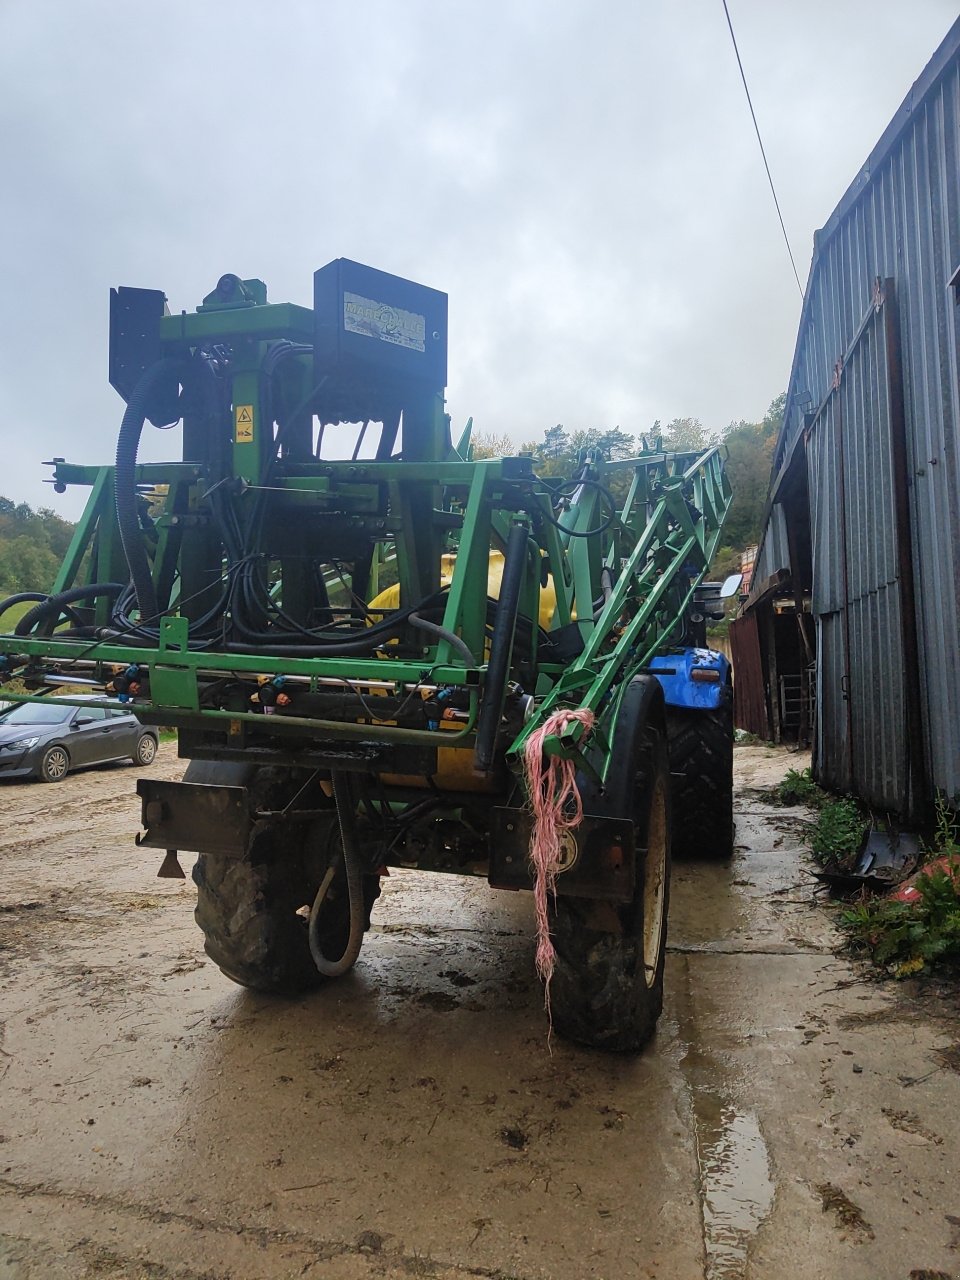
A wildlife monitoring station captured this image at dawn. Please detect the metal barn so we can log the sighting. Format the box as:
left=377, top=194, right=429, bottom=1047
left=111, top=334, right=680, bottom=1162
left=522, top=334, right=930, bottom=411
left=732, top=16, right=960, bottom=823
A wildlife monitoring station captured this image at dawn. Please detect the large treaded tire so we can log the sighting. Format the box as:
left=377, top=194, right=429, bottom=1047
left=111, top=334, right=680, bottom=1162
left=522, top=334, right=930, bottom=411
left=549, top=677, right=672, bottom=1052
left=193, top=832, right=327, bottom=993
left=188, top=762, right=379, bottom=994
left=665, top=689, right=734, bottom=861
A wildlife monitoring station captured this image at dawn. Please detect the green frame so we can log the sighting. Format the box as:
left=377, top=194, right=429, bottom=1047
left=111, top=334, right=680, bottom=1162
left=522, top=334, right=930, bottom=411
left=0, top=279, right=731, bottom=792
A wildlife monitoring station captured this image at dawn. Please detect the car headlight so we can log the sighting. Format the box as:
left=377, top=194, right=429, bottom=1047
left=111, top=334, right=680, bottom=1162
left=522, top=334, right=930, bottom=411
left=5, top=736, right=40, bottom=751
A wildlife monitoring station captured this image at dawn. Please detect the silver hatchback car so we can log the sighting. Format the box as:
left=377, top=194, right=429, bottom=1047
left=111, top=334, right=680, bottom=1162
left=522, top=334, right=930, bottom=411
left=0, top=697, right=159, bottom=783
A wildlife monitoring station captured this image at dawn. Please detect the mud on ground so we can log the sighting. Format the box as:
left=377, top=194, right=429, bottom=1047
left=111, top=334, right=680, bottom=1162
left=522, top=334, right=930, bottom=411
left=1, top=744, right=959, bottom=1279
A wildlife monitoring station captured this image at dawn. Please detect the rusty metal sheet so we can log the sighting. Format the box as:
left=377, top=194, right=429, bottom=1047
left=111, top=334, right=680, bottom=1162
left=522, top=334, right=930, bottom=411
left=730, top=612, right=770, bottom=739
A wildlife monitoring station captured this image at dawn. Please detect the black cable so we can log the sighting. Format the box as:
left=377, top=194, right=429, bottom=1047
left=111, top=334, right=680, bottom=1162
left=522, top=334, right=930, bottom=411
left=720, top=0, right=804, bottom=300
left=532, top=474, right=618, bottom=538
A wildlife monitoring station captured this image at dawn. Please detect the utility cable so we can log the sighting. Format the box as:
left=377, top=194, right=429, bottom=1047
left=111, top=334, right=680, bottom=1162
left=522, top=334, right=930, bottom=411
left=720, top=0, right=805, bottom=300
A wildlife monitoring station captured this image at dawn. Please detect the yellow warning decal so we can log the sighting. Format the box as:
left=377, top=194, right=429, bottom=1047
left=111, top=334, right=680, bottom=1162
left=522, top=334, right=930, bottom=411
left=234, top=404, right=254, bottom=443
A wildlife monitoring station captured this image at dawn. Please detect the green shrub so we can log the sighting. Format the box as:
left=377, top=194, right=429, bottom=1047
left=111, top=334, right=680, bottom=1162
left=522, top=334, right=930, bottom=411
left=776, top=766, right=821, bottom=807
left=839, top=796, right=960, bottom=976
left=932, top=794, right=960, bottom=860
left=808, top=797, right=866, bottom=865
left=841, top=858, right=960, bottom=976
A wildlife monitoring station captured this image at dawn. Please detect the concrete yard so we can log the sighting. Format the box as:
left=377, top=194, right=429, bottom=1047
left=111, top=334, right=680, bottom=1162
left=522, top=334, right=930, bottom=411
left=1, top=742, right=958, bottom=1279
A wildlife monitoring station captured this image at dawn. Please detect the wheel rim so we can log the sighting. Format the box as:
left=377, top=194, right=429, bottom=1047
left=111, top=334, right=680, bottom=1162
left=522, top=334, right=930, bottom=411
left=139, top=737, right=156, bottom=763
left=46, top=749, right=68, bottom=779
left=642, top=774, right=668, bottom=987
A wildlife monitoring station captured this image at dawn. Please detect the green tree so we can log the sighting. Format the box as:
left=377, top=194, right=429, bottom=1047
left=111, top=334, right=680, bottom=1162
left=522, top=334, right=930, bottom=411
left=719, top=395, right=783, bottom=551
left=540, top=424, right=569, bottom=459
left=0, top=496, right=77, bottom=597
left=470, top=431, right=515, bottom=460
left=661, top=417, right=715, bottom=453
left=594, top=427, right=636, bottom=461
left=517, top=397, right=785, bottom=575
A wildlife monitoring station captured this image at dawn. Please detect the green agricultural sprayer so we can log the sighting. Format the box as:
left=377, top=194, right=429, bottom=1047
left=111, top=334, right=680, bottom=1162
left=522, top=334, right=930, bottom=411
left=0, top=261, right=735, bottom=1049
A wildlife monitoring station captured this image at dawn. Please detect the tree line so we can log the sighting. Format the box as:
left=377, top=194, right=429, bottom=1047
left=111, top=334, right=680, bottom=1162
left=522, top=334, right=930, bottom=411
left=0, top=498, right=75, bottom=598
left=0, top=395, right=783, bottom=600
left=472, top=393, right=785, bottom=574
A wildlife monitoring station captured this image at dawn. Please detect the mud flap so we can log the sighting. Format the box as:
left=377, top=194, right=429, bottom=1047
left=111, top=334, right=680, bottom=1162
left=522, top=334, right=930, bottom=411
left=136, top=779, right=253, bottom=857
left=488, top=807, right=636, bottom=902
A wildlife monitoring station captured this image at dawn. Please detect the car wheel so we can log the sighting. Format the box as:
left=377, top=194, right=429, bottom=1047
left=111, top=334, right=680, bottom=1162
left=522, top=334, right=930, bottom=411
left=39, top=745, right=70, bottom=783
left=133, top=733, right=158, bottom=766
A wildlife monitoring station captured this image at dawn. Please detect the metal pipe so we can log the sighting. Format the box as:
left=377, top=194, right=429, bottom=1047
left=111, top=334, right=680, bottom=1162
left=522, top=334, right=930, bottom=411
left=884, top=280, right=928, bottom=821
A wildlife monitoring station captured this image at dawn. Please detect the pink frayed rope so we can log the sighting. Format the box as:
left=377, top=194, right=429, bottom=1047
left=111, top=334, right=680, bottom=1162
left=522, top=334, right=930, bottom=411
left=523, top=707, right=595, bottom=1017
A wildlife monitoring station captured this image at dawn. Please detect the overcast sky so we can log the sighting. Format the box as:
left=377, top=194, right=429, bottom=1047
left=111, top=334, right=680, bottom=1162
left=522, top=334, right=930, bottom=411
left=1, top=0, right=956, bottom=517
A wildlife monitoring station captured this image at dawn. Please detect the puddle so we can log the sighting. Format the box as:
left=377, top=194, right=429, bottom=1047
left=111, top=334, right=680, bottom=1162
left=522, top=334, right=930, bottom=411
left=677, top=962, right=776, bottom=1278
left=695, top=1098, right=775, bottom=1278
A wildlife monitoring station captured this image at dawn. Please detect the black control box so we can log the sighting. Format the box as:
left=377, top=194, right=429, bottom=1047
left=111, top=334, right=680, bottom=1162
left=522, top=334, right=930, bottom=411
left=313, top=259, right=448, bottom=395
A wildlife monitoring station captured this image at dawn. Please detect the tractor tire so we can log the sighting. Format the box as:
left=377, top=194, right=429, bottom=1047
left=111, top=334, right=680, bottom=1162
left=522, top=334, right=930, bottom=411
left=665, top=689, right=734, bottom=861
left=188, top=762, right=379, bottom=994
left=549, top=677, right=671, bottom=1052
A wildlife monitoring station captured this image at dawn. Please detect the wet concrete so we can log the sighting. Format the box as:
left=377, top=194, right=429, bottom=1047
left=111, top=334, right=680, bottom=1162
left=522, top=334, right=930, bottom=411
left=1, top=743, right=959, bottom=1278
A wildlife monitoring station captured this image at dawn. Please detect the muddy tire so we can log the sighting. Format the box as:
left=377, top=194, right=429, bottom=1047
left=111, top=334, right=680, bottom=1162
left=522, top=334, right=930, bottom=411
left=188, top=762, right=378, bottom=994
left=38, top=744, right=70, bottom=783
left=665, top=689, right=733, bottom=860
left=549, top=677, right=671, bottom=1052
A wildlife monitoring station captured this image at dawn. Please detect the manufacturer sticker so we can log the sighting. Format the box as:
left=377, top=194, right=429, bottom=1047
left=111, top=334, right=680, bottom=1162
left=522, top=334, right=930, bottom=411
left=555, top=830, right=579, bottom=874
left=234, top=404, right=254, bottom=444
left=343, top=292, right=425, bottom=353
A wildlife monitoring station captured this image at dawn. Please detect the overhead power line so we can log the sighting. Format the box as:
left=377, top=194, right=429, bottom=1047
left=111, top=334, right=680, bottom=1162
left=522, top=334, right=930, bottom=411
left=721, top=0, right=805, bottom=300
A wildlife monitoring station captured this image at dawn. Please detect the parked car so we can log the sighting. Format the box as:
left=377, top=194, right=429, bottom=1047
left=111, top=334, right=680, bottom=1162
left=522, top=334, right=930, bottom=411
left=0, top=697, right=159, bottom=782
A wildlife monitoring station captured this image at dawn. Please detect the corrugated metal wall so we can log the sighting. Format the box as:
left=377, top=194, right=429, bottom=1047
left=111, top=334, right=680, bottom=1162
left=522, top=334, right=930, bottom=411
left=807, top=302, right=909, bottom=809
left=750, top=19, right=960, bottom=815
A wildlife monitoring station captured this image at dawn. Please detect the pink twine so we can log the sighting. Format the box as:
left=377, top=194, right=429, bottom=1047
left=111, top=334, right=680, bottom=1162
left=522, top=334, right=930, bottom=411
left=523, top=707, right=595, bottom=1020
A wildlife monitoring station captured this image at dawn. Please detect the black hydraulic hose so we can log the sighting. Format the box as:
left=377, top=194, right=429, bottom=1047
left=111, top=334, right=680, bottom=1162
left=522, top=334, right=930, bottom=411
left=533, top=474, right=618, bottom=538
left=407, top=612, right=478, bottom=667
left=308, top=772, right=365, bottom=977
left=115, top=357, right=187, bottom=622
left=14, top=583, right=126, bottom=636
left=0, top=592, right=84, bottom=629
left=474, top=521, right=529, bottom=773
left=227, top=585, right=452, bottom=651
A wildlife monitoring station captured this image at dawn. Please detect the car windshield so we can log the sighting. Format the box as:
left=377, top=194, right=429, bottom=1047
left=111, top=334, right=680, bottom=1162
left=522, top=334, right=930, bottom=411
left=0, top=702, right=71, bottom=726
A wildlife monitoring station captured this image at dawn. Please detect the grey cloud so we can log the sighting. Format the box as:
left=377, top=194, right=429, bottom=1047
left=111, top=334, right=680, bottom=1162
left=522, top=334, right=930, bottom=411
left=0, top=0, right=955, bottom=517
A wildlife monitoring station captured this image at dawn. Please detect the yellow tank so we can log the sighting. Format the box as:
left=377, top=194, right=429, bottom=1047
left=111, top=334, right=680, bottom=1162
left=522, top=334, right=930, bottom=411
left=367, top=549, right=558, bottom=791
left=369, top=550, right=559, bottom=631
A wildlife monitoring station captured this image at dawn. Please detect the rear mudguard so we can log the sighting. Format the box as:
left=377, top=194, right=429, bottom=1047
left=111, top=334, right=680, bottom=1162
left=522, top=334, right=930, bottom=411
left=649, top=648, right=730, bottom=711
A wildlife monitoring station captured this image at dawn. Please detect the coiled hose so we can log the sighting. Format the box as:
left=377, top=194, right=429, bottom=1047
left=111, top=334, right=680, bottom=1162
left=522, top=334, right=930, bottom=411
left=0, top=592, right=84, bottom=630
left=13, top=583, right=126, bottom=636
left=307, top=772, right=366, bottom=977
left=115, top=358, right=187, bottom=622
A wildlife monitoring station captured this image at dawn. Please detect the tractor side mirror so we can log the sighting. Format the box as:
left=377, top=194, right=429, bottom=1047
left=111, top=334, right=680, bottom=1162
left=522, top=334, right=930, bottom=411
left=719, top=573, right=743, bottom=599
